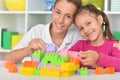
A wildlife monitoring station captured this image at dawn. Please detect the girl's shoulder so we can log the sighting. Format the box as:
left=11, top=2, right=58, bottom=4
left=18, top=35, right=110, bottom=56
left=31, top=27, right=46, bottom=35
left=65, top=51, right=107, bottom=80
left=77, top=40, right=89, bottom=44
left=106, top=39, right=118, bottom=44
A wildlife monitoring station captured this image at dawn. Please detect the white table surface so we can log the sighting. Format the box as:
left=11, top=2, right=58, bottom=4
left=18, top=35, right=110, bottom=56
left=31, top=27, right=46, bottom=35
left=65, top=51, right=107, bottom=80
left=0, top=60, right=120, bottom=80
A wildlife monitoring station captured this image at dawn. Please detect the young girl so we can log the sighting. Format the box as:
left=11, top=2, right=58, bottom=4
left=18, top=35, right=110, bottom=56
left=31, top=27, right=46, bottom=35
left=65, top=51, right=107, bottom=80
left=69, top=4, right=120, bottom=72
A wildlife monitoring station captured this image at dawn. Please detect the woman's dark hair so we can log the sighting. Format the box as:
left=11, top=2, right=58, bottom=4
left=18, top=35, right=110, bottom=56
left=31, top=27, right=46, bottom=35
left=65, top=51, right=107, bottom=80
left=54, top=0, right=82, bottom=16
left=75, top=4, right=116, bottom=40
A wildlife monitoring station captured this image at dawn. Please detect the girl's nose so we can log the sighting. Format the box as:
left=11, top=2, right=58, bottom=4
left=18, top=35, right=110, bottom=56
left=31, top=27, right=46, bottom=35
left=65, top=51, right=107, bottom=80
left=83, top=27, right=88, bottom=34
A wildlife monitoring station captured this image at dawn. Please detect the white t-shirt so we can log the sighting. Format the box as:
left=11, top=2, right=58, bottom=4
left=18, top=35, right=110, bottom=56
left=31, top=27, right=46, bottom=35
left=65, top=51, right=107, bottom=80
left=13, top=23, right=83, bottom=61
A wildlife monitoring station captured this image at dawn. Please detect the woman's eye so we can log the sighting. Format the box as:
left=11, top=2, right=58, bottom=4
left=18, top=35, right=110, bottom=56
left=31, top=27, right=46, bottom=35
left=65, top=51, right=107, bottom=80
left=55, top=10, right=61, bottom=14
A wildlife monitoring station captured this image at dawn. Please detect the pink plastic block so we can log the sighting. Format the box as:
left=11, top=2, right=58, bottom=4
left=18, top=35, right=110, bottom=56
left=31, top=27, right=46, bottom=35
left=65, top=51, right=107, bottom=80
left=59, top=49, right=69, bottom=56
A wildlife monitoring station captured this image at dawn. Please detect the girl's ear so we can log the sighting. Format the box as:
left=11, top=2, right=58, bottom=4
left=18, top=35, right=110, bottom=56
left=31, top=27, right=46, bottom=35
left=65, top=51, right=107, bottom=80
left=97, top=15, right=103, bottom=26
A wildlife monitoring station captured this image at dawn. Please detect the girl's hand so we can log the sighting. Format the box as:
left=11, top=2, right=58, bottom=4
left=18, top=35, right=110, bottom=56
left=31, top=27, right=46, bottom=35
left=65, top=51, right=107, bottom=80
left=113, top=41, right=120, bottom=49
left=79, top=50, right=100, bottom=66
left=27, top=38, right=46, bottom=52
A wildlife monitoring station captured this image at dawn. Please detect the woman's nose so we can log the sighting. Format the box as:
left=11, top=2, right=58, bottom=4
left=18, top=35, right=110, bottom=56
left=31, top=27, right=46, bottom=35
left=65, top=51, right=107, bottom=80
left=58, top=15, right=64, bottom=24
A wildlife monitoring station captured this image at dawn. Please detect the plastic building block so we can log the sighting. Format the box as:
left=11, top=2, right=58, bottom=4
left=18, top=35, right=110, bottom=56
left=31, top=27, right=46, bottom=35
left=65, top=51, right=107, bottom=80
left=41, top=53, right=59, bottom=66
left=5, top=61, right=15, bottom=69
left=61, top=62, right=79, bottom=71
left=34, top=68, right=40, bottom=75
left=33, top=51, right=45, bottom=58
left=45, top=44, right=57, bottom=53
left=2, top=31, right=18, bottom=49
left=44, top=65, right=62, bottom=72
left=106, top=67, right=115, bottom=74
left=69, top=57, right=80, bottom=65
left=69, top=51, right=79, bottom=58
left=20, top=67, right=34, bottom=75
left=23, top=61, right=39, bottom=68
left=40, top=68, right=61, bottom=77
left=38, top=63, right=44, bottom=68
left=8, top=65, right=18, bottom=73
left=11, top=35, right=22, bottom=49
left=59, top=49, right=69, bottom=56
left=80, top=67, right=88, bottom=76
left=94, top=67, right=104, bottom=75
left=61, top=71, right=75, bottom=77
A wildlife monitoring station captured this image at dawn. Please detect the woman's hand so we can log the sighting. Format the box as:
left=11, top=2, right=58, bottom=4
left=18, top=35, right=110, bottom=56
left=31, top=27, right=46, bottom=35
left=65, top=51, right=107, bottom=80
left=79, top=50, right=100, bottom=66
left=27, top=38, right=46, bottom=52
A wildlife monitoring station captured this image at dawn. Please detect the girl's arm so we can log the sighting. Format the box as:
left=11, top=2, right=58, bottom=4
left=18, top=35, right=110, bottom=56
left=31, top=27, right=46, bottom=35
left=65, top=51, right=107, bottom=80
left=96, top=48, right=120, bottom=72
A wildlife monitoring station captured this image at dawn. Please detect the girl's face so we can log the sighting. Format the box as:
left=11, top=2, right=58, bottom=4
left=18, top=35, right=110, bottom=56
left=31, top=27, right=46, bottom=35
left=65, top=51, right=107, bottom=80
left=52, top=0, right=77, bottom=34
left=75, top=10, right=104, bottom=42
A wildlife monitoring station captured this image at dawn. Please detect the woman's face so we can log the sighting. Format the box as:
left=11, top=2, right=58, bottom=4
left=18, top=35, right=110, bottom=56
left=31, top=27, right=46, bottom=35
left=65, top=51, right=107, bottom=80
left=52, top=0, right=77, bottom=34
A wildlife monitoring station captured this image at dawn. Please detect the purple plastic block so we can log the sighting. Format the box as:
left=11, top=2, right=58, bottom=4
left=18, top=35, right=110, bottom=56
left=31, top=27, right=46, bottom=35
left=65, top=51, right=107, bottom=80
left=38, top=63, right=44, bottom=68
left=32, top=58, right=40, bottom=63
left=45, top=44, right=57, bottom=53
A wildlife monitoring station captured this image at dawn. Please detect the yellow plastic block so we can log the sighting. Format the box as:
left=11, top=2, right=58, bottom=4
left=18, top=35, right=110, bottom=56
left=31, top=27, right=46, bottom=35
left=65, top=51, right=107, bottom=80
left=11, top=35, right=23, bottom=49
left=61, top=71, right=75, bottom=77
left=61, top=62, right=79, bottom=71
left=40, top=68, right=61, bottom=77
left=20, top=67, right=34, bottom=75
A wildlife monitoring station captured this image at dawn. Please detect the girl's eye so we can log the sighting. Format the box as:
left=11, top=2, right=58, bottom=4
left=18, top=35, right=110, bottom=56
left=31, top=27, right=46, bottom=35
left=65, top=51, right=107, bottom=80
left=86, top=22, right=91, bottom=26
left=66, top=15, right=72, bottom=19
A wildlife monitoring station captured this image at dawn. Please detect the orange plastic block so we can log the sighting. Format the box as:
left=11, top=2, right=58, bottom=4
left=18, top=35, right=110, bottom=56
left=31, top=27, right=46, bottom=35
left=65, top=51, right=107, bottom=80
left=5, top=61, right=15, bottom=69
left=94, top=67, right=104, bottom=75
left=23, top=61, right=39, bottom=68
left=40, top=68, right=61, bottom=77
left=106, top=67, right=115, bottom=74
left=20, top=67, right=34, bottom=75
left=69, top=57, right=80, bottom=65
left=8, top=65, right=18, bottom=73
left=61, top=62, right=79, bottom=71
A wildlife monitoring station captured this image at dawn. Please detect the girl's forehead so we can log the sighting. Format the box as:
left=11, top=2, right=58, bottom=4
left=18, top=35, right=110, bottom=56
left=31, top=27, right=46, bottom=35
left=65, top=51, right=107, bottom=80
left=78, top=10, right=96, bottom=19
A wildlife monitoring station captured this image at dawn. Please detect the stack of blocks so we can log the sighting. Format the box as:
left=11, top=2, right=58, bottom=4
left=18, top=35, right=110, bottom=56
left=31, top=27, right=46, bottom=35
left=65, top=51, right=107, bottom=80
left=20, top=44, right=81, bottom=77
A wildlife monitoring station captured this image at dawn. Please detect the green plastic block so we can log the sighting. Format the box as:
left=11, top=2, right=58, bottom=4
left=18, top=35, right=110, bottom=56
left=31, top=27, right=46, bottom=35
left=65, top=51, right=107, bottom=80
left=34, top=68, right=40, bottom=75
left=112, top=31, right=120, bottom=40
left=2, top=31, right=18, bottom=49
left=33, top=51, right=45, bottom=58
left=41, top=53, right=60, bottom=66
left=80, top=67, right=88, bottom=76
